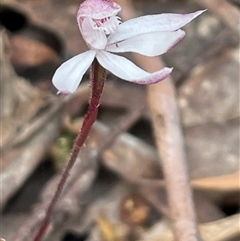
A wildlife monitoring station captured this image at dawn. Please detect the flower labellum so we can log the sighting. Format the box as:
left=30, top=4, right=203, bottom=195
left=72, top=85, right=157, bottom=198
left=53, top=0, right=205, bottom=93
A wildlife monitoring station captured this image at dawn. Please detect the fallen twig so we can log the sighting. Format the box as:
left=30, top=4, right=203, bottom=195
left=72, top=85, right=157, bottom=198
left=116, top=1, right=202, bottom=240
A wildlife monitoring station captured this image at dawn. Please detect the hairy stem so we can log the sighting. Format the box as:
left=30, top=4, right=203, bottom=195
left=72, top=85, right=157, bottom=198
left=33, top=59, right=106, bottom=241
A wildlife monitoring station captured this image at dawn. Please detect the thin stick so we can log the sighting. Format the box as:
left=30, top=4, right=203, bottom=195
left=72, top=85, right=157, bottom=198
left=116, top=1, right=202, bottom=240
left=33, top=59, right=106, bottom=241
left=147, top=81, right=202, bottom=241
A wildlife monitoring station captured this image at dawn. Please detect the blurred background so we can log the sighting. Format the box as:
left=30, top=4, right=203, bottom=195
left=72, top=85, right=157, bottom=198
left=1, top=0, right=239, bottom=240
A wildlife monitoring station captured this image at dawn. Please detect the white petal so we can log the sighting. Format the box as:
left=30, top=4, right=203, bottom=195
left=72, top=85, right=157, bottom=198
left=52, top=50, right=96, bottom=93
left=106, top=29, right=185, bottom=56
left=96, top=51, right=172, bottom=84
left=81, top=18, right=107, bottom=49
left=108, top=10, right=206, bottom=44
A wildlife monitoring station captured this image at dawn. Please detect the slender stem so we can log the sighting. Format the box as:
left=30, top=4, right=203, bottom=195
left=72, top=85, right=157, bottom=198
left=33, top=59, right=106, bottom=241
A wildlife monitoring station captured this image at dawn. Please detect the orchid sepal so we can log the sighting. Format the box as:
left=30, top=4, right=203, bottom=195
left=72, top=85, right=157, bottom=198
left=52, top=0, right=206, bottom=93
left=96, top=51, right=173, bottom=84
left=107, top=9, right=206, bottom=44
left=52, top=50, right=96, bottom=93
left=106, top=29, right=186, bottom=56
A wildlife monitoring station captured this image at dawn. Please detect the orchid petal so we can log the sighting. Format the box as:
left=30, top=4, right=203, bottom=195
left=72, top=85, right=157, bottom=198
left=96, top=51, right=172, bottom=84
left=81, top=18, right=107, bottom=49
left=106, top=29, right=185, bottom=56
left=108, top=10, right=206, bottom=44
left=52, top=50, right=96, bottom=93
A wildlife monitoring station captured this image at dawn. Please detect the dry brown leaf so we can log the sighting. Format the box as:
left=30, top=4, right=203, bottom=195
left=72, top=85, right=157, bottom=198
left=10, top=34, right=60, bottom=67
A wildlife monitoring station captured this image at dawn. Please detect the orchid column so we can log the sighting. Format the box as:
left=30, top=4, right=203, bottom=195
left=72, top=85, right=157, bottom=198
left=33, top=0, right=205, bottom=240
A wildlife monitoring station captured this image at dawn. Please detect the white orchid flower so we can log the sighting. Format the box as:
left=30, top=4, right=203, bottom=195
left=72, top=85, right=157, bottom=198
left=53, top=0, right=205, bottom=93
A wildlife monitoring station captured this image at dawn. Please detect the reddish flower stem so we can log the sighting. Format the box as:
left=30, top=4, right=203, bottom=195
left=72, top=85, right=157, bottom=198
left=33, top=59, right=106, bottom=241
